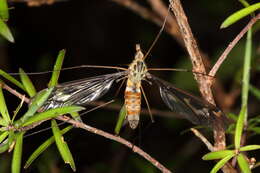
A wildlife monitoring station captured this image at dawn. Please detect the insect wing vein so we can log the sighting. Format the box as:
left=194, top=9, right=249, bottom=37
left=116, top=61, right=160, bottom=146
left=41, top=71, right=127, bottom=110
left=148, top=74, right=223, bottom=126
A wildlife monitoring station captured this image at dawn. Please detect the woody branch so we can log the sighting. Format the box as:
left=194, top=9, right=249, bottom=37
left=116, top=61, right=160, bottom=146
left=1, top=83, right=172, bottom=173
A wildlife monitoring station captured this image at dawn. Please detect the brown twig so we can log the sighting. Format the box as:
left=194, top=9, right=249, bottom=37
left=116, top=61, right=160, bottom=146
left=209, top=13, right=260, bottom=77
left=1, top=83, right=172, bottom=173
left=1, top=83, right=30, bottom=103
left=56, top=115, right=172, bottom=173
left=168, top=0, right=215, bottom=104
left=190, top=128, right=214, bottom=151
left=9, top=0, right=58, bottom=6
left=168, top=1, right=235, bottom=172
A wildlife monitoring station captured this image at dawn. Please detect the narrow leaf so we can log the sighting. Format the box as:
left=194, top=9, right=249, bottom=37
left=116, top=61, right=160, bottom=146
left=70, top=112, right=82, bottom=122
left=48, top=49, right=66, bottom=87
left=15, top=87, right=54, bottom=127
left=202, top=150, right=235, bottom=160
left=0, top=85, right=10, bottom=123
left=24, top=125, right=73, bottom=169
left=249, top=127, right=260, bottom=134
left=19, top=68, right=36, bottom=97
left=249, top=85, right=260, bottom=100
left=241, top=28, right=252, bottom=118
left=0, top=70, right=25, bottom=90
left=237, top=153, right=251, bottom=173
left=7, top=130, right=15, bottom=151
left=11, top=132, right=24, bottom=173
left=221, top=2, right=260, bottom=28
left=0, top=17, right=14, bottom=42
left=210, top=154, right=235, bottom=173
left=235, top=106, right=246, bottom=149
left=22, top=106, right=84, bottom=126
left=238, top=0, right=250, bottom=8
left=0, top=117, right=7, bottom=126
left=0, top=139, right=9, bottom=153
left=114, top=105, right=126, bottom=135
left=51, top=120, right=76, bottom=171
left=240, top=145, right=260, bottom=151
left=0, top=131, right=8, bottom=143
left=0, top=0, right=9, bottom=20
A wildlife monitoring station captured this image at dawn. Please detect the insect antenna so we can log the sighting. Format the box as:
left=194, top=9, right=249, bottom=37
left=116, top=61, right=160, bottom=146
left=24, top=100, right=114, bottom=138
left=6, top=65, right=127, bottom=76
left=140, top=85, right=154, bottom=123
left=143, top=5, right=170, bottom=60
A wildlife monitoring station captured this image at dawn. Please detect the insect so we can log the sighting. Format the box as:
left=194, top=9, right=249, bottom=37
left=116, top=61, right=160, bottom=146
left=39, top=42, right=226, bottom=129
left=37, top=6, right=227, bottom=129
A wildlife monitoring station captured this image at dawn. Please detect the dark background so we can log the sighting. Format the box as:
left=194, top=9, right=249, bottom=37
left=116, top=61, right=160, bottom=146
left=0, top=0, right=259, bottom=173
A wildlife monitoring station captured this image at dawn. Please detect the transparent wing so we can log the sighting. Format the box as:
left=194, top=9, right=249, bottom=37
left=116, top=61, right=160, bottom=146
left=148, top=74, right=226, bottom=126
left=41, top=71, right=127, bottom=111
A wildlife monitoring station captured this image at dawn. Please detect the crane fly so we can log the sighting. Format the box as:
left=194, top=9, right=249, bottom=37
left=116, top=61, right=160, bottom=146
left=39, top=43, right=226, bottom=129
left=36, top=6, right=226, bottom=129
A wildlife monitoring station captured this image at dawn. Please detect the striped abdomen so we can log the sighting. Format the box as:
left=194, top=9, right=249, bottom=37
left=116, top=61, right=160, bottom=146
left=124, top=80, right=141, bottom=129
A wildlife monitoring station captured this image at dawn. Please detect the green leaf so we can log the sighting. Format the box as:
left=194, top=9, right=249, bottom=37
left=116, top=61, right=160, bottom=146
left=0, top=131, right=8, bottom=143
left=210, top=154, right=235, bottom=173
left=0, top=130, right=15, bottom=154
left=227, top=112, right=238, bottom=121
left=114, top=105, right=126, bottom=135
left=0, top=70, right=25, bottom=90
left=240, top=145, right=260, bottom=151
left=48, top=49, right=66, bottom=87
left=0, top=139, right=9, bottom=153
left=51, top=120, right=76, bottom=171
left=24, top=125, right=73, bottom=169
left=238, top=0, right=250, bottom=8
left=0, top=117, right=7, bottom=126
left=249, top=85, right=260, bottom=100
left=0, top=86, right=10, bottom=123
left=237, top=153, right=251, bottom=173
left=0, top=17, right=14, bottom=42
left=0, top=0, right=9, bottom=20
left=70, top=111, right=82, bottom=122
left=11, top=132, right=24, bottom=173
left=221, top=2, right=260, bottom=28
left=19, top=68, right=36, bottom=97
left=241, top=28, right=252, bottom=115
left=249, top=127, right=260, bottom=134
left=202, top=150, right=235, bottom=160
left=235, top=106, right=246, bottom=149
left=15, top=87, right=54, bottom=127
left=22, top=106, right=84, bottom=126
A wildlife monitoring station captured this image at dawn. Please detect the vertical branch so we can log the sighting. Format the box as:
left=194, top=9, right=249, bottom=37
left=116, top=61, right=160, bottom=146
left=168, top=0, right=227, bottom=150
left=168, top=1, right=239, bottom=172
left=168, top=0, right=215, bottom=104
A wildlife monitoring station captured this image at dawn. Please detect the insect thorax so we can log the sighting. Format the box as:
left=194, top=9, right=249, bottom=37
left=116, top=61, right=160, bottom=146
left=127, top=44, right=148, bottom=84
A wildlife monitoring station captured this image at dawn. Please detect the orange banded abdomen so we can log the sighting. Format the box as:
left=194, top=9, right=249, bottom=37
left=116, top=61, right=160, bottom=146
left=124, top=84, right=141, bottom=129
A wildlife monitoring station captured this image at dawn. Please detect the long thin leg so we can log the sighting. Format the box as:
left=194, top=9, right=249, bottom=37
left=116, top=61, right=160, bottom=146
left=114, top=78, right=126, bottom=98
left=148, top=67, right=190, bottom=72
left=140, top=85, right=154, bottom=123
left=148, top=68, right=214, bottom=78
left=7, top=65, right=127, bottom=76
